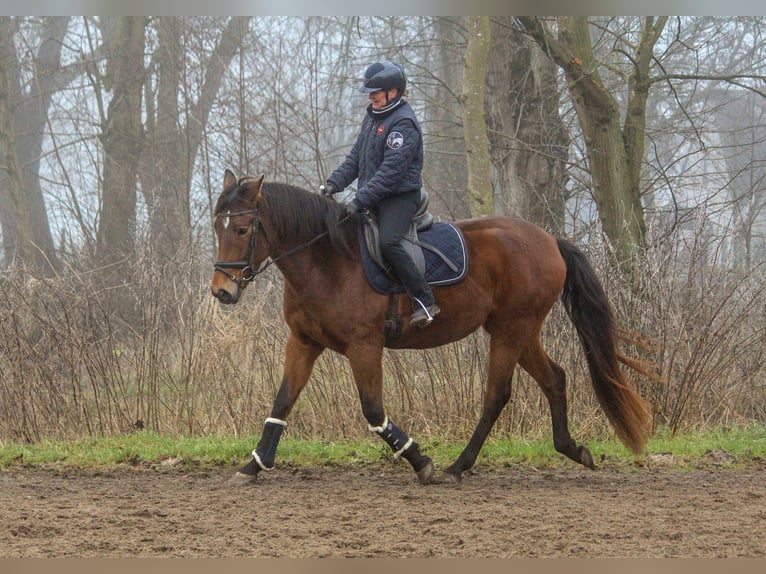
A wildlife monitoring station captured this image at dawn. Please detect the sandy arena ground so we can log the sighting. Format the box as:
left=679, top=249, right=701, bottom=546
left=1, top=457, right=764, bottom=558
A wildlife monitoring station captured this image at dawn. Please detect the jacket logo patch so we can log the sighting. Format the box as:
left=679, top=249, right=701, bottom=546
left=377, top=125, right=386, bottom=134
left=386, top=131, right=404, bottom=149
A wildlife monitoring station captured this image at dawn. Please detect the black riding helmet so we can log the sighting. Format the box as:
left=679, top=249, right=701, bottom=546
left=359, top=61, right=407, bottom=94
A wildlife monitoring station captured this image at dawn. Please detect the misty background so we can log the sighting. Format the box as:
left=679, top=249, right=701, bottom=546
left=1, top=16, right=764, bottom=443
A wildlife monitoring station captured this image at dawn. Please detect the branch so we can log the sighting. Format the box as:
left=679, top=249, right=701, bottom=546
left=516, top=16, right=616, bottom=119
left=649, top=73, right=766, bottom=98
left=515, top=17, right=571, bottom=68
left=188, top=17, right=252, bottom=148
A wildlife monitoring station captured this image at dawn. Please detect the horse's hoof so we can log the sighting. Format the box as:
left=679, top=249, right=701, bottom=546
left=421, top=469, right=460, bottom=485
left=416, top=460, right=435, bottom=484
left=227, top=471, right=257, bottom=486
left=434, top=470, right=462, bottom=485
left=578, top=445, right=595, bottom=470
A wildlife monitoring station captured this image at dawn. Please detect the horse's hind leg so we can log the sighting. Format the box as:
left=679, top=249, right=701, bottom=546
left=519, top=338, right=595, bottom=469
left=443, top=336, right=520, bottom=482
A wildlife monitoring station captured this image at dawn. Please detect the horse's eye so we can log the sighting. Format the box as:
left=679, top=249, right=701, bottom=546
left=236, top=227, right=249, bottom=237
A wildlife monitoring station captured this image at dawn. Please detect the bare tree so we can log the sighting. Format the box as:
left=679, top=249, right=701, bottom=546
left=461, top=16, right=493, bottom=217
left=717, top=91, right=766, bottom=269
left=0, top=16, right=69, bottom=274
left=140, top=16, right=251, bottom=262
left=487, top=17, right=569, bottom=232
left=421, top=17, right=469, bottom=220
left=641, top=18, right=766, bottom=271
left=518, top=17, right=665, bottom=269
left=518, top=16, right=766, bottom=272
left=96, top=16, right=147, bottom=263
left=5, top=15, right=765, bottom=275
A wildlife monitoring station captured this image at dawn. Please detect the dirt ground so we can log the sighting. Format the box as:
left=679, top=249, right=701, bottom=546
left=1, top=458, right=764, bottom=558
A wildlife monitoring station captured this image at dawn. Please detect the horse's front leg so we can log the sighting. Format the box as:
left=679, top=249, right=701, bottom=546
left=231, top=332, right=323, bottom=484
left=348, top=344, right=435, bottom=485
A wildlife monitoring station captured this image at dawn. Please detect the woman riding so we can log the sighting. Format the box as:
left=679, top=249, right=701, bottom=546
left=320, top=61, right=440, bottom=328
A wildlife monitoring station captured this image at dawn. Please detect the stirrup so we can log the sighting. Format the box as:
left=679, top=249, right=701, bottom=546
left=411, top=304, right=440, bottom=328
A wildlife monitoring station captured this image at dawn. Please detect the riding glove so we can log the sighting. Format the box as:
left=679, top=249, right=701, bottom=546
left=319, top=183, right=338, bottom=198
left=345, top=199, right=362, bottom=215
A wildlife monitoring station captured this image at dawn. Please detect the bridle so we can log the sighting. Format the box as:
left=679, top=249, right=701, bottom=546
left=213, top=205, right=351, bottom=289
left=213, top=207, right=269, bottom=288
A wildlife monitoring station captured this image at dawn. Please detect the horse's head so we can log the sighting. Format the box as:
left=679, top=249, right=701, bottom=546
left=210, top=169, right=267, bottom=304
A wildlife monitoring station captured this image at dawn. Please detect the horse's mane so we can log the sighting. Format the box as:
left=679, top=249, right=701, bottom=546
left=219, top=180, right=358, bottom=258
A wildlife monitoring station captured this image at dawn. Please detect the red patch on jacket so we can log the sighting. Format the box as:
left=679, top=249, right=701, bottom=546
left=377, top=125, right=386, bottom=134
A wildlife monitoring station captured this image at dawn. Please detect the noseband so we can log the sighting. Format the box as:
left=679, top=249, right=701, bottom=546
left=213, top=208, right=269, bottom=287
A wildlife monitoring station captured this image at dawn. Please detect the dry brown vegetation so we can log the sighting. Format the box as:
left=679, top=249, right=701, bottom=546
left=1, top=231, right=765, bottom=445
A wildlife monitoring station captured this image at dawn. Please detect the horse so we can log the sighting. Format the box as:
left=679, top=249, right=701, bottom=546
left=210, top=170, right=651, bottom=484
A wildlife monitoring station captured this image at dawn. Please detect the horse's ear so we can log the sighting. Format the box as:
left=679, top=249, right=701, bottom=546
left=240, top=174, right=265, bottom=203
left=223, top=169, right=238, bottom=190
left=253, top=175, right=265, bottom=201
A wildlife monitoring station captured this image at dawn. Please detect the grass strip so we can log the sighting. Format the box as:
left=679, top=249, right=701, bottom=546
left=1, top=425, right=764, bottom=471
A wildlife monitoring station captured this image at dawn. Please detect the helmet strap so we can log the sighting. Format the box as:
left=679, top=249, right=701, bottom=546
left=385, top=88, right=400, bottom=105
left=371, top=95, right=404, bottom=118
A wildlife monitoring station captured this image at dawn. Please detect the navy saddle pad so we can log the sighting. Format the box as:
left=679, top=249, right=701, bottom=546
left=360, top=221, right=468, bottom=296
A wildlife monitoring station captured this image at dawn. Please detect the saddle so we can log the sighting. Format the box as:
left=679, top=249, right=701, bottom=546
left=358, top=190, right=468, bottom=297
left=361, top=190, right=434, bottom=277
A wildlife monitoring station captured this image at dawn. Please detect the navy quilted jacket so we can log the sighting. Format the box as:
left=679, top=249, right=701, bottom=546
left=327, top=100, right=423, bottom=209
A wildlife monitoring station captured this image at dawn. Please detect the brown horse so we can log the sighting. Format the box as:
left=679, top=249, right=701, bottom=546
left=210, top=170, right=651, bottom=484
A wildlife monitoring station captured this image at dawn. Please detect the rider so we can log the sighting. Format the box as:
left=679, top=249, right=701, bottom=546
left=320, top=61, right=440, bottom=328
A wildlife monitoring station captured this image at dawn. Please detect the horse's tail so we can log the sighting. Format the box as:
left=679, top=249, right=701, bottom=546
left=556, top=238, right=651, bottom=454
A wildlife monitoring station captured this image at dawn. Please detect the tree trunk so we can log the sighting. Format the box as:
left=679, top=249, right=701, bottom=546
left=144, top=16, right=187, bottom=263
left=558, top=15, right=644, bottom=261
left=422, top=17, right=470, bottom=220
left=0, top=17, right=68, bottom=274
left=486, top=17, right=568, bottom=232
left=96, top=16, right=147, bottom=263
left=0, top=27, right=34, bottom=268
left=461, top=16, right=494, bottom=217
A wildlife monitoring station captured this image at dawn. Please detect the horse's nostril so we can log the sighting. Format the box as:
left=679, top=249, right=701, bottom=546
left=213, top=288, right=232, bottom=304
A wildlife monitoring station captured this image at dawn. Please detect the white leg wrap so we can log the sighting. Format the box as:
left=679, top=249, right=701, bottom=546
left=393, top=438, right=414, bottom=459
left=265, top=417, right=287, bottom=427
left=251, top=417, right=287, bottom=471
left=368, top=416, right=389, bottom=434
left=251, top=451, right=274, bottom=471
left=368, top=415, right=414, bottom=459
